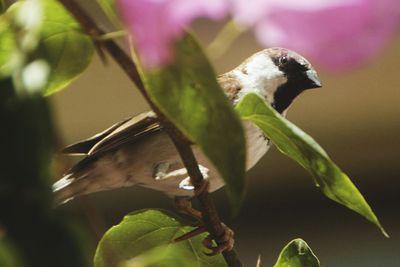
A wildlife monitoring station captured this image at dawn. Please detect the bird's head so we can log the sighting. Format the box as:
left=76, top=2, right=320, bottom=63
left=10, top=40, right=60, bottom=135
left=220, top=47, right=321, bottom=113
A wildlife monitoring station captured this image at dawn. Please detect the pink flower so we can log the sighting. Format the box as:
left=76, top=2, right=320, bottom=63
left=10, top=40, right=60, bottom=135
left=117, top=0, right=228, bottom=69
left=118, top=0, right=400, bottom=71
left=236, top=0, right=400, bottom=71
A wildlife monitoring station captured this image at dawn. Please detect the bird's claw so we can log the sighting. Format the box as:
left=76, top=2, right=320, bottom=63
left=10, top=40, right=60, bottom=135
left=173, top=186, right=234, bottom=256
left=203, top=224, right=234, bottom=256
left=174, top=223, right=234, bottom=256
left=173, top=180, right=210, bottom=222
left=174, top=197, right=203, bottom=222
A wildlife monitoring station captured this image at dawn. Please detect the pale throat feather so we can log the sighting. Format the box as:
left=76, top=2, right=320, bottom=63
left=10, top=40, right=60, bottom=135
left=229, top=52, right=289, bottom=170
left=232, top=52, right=287, bottom=105
left=242, top=121, right=269, bottom=170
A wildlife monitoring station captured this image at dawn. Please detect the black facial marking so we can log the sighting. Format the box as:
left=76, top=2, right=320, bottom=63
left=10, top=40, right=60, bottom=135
left=272, top=82, right=302, bottom=113
left=273, top=53, right=309, bottom=74
left=271, top=52, right=320, bottom=113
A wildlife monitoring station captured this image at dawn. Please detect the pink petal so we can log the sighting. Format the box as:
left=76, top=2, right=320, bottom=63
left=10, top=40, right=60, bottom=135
left=171, top=0, right=228, bottom=23
left=251, top=0, right=400, bottom=71
left=232, top=0, right=272, bottom=26
left=232, top=0, right=353, bottom=26
left=117, top=0, right=229, bottom=69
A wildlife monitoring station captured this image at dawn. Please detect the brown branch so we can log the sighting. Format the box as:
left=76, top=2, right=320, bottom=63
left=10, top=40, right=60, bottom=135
left=57, top=1, right=243, bottom=266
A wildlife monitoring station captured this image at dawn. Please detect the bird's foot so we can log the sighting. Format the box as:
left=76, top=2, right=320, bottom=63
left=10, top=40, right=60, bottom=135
left=203, top=223, right=235, bottom=256
left=174, top=223, right=235, bottom=256
left=174, top=181, right=234, bottom=255
left=173, top=179, right=209, bottom=221
left=174, top=197, right=202, bottom=222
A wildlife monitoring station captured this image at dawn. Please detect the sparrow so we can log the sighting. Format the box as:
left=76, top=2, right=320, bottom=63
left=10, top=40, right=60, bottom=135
left=53, top=47, right=321, bottom=205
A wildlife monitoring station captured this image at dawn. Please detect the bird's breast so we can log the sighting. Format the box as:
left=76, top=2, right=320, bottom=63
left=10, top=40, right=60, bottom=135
left=243, top=121, right=271, bottom=170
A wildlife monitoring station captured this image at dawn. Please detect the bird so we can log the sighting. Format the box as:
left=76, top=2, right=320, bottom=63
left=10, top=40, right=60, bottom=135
left=53, top=47, right=321, bottom=206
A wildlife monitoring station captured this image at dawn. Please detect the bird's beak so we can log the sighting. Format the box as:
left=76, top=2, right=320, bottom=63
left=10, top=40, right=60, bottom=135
left=305, top=69, right=322, bottom=89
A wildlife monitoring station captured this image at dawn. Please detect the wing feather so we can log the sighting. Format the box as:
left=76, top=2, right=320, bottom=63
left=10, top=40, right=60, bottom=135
left=61, top=118, right=131, bottom=155
left=62, top=111, right=162, bottom=158
left=88, top=111, right=161, bottom=156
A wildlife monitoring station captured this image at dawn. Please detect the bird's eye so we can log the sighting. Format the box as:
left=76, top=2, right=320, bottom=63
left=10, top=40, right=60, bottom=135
left=279, top=55, right=288, bottom=65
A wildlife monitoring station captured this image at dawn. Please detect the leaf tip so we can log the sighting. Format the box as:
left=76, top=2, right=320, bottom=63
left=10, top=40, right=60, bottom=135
left=369, top=212, right=389, bottom=238
left=380, top=227, right=390, bottom=238
left=256, top=254, right=262, bottom=267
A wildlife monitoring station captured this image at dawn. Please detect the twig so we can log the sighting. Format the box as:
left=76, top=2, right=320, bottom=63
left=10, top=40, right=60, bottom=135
left=207, top=20, right=245, bottom=60
left=57, top=1, right=243, bottom=266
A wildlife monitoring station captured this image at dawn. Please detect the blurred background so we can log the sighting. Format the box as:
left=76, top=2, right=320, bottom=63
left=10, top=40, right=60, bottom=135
left=49, top=2, right=400, bottom=267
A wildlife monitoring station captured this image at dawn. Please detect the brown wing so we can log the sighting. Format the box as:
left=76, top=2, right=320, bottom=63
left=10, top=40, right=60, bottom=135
left=217, top=73, right=242, bottom=102
left=63, top=71, right=237, bottom=158
left=62, top=111, right=162, bottom=157
left=88, top=111, right=161, bottom=156
left=62, top=118, right=132, bottom=155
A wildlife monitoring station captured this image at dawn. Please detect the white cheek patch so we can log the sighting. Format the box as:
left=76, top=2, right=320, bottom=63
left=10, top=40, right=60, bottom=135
left=233, top=52, right=287, bottom=104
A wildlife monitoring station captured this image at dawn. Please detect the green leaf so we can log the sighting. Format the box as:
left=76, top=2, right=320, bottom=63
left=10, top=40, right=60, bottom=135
left=37, top=0, right=94, bottom=95
left=0, top=78, right=90, bottom=266
left=0, top=238, right=23, bottom=267
left=0, top=17, right=17, bottom=78
left=94, top=209, right=226, bottom=267
left=120, top=245, right=198, bottom=267
left=274, top=239, right=320, bottom=267
left=3, top=0, right=94, bottom=94
left=236, top=93, right=387, bottom=236
left=134, top=34, right=246, bottom=211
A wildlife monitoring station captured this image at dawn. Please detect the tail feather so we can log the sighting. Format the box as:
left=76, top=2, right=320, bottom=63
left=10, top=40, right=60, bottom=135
left=52, top=173, right=74, bottom=193
left=53, top=156, right=137, bottom=205
left=53, top=173, right=90, bottom=205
